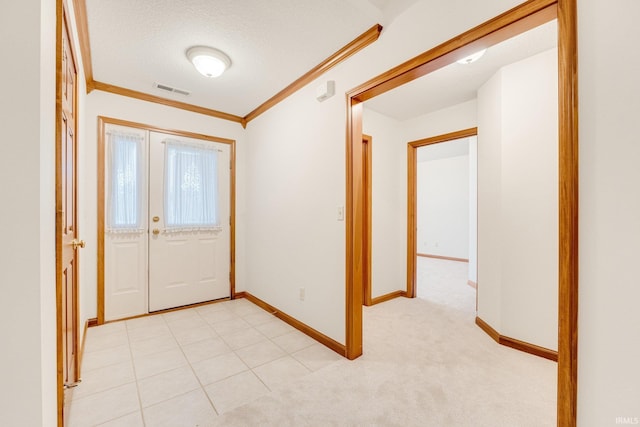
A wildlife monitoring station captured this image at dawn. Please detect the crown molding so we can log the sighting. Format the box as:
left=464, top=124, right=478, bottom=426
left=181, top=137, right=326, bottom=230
left=71, top=0, right=381, bottom=128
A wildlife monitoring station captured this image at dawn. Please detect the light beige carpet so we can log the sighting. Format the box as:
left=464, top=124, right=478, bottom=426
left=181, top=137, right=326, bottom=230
left=212, top=258, right=556, bottom=426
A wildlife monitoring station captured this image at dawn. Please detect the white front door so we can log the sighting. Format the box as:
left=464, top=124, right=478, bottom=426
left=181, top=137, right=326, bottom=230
left=148, top=131, right=231, bottom=312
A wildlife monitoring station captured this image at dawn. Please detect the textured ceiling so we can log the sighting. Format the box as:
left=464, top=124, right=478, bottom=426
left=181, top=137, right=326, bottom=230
left=365, top=20, right=558, bottom=121
left=85, top=1, right=554, bottom=121
left=86, top=0, right=403, bottom=117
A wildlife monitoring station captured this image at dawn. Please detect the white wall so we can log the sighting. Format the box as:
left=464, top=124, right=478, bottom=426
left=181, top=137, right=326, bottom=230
left=0, top=0, right=56, bottom=425
left=578, top=0, right=640, bottom=424
left=363, top=108, right=406, bottom=299
left=82, top=91, right=247, bottom=325
left=403, top=99, right=478, bottom=142
left=477, top=48, right=558, bottom=351
left=243, top=84, right=348, bottom=342
left=417, top=153, right=469, bottom=259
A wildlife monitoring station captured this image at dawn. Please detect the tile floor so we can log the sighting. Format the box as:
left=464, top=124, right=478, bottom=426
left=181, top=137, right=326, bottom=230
left=66, top=298, right=343, bottom=426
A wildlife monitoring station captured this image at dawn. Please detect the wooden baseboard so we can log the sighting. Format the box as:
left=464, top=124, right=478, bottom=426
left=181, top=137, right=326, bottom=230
left=467, top=280, right=477, bottom=289
left=369, top=290, right=407, bottom=306
left=475, top=316, right=501, bottom=342
left=235, top=292, right=347, bottom=357
left=475, top=316, right=558, bottom=362
left=417, top=253, right=469, bottom=263
left=87, top=318, right=98, bottom=327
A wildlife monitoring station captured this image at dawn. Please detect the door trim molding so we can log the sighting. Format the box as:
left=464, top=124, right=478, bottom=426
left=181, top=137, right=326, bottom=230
left=362, top=134, right=373, bottom=306
left=97, top=116, right=237, bottom=324
left=407, top=128, right=478, bottom=298
left=345, top=1, right=578, bottom=425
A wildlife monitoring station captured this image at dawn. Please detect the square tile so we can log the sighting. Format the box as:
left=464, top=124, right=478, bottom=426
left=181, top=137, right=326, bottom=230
left=87, top=321, right=126, bottom=339
left=252, top=356, right=310, bottom=390
left=205, top=371, right=269, bottom=414
left=96, top=411, right=144, bottom=427
left=292, top=343, right=343, bottom=372
left=133, top=348, right=187, bottom=379
left=162, top=307, right=200, bottom=323
left=191, top=352, right=248, bottom=386
left=210, top=318, right=250, bottom=335
left=200, top=308, right=237, bottom=325
left=271, top=330, right=316, bottom=353
left=127, top=323, right=172, bottom=343
left=242, top=311, right=275, bottom=326
left=72, top=360, right=135, bottom=401
left=195, top=302, right=228, bottom=316
left=172, top=325, right=218, bottom=347
left=235, top=340, right=286, bottom=368
left=67, top=383, right=140, bottom=427
left=84, top=330, right=129, bottom=353
left=166, top=315, right=209, bottom=334
left=126, top=315, right=166, bottom=331
left=137, top=365, right=201, bottom=408
left=81, top=344, right=131, bottom=372
left=254, top=319, right=295, bottom=338
left=130, top=334, right=179, bottom=358
left=227, top=300, right=263, bottom=316
left=219, top=327, right=266, bottom=350
left=143, top=388, right=217, bottom=427
left=182, top=337, right=231, bottom=364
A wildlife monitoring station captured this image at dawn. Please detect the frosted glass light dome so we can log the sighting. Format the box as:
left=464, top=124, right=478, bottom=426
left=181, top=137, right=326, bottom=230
left=186, top=46, right=231, bottom=78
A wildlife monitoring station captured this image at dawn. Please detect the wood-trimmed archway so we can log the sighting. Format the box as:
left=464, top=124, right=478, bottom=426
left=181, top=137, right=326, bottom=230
left=344, top=0, right=578, bottom=425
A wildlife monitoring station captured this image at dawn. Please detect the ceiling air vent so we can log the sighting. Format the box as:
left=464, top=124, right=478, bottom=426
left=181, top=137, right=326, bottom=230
left=153, top=82, right=191, bottom=96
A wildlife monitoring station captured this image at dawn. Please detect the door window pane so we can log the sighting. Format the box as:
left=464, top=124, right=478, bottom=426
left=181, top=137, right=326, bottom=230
left=164, top=141, right=219, bottom=228
left=108, top=132, right=143, bottom=229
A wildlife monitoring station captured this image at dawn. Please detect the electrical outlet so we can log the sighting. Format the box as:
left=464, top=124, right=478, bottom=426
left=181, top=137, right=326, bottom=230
left=299, top=287, right=305, bottom=301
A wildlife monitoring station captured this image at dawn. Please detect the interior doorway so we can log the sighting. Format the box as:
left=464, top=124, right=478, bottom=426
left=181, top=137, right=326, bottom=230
left=409, top=130, right=478, bottom=313
left=345, top=1, right=578, bottom=425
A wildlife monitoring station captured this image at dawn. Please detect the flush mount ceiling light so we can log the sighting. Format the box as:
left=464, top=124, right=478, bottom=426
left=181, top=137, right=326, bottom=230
left=456, top=49, right=487, bottom=65
left=186, top=46, right=231, bottom=78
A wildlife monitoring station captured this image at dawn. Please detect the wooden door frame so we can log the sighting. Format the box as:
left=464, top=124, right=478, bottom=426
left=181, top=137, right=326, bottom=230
left=96, top=117, right=237, bottom=324
left=406, top=128, right=478, bottom=298
left=345, top=0, right=578, bottom=425
left=362, top=134, right=373, bottom=306
left=56, top=1, right=80, bottom=425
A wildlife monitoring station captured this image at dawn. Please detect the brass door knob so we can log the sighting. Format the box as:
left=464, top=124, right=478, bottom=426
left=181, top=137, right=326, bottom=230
left=72, top=239, right=86, bottom=250
left=152, top=229, right=160, bottom=235
left=152, top=216, right=160, bottom=222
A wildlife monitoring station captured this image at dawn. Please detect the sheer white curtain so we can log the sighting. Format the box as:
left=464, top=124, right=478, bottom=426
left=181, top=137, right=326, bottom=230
left=164, top=139, right=220, bottom=231
left=107, top=131, right=145, bottom=232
